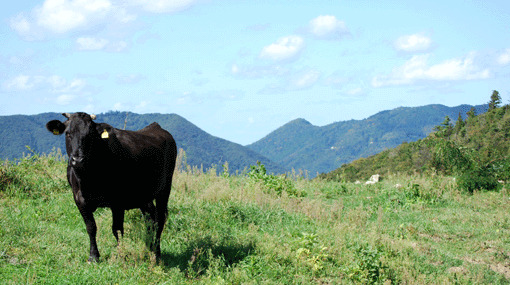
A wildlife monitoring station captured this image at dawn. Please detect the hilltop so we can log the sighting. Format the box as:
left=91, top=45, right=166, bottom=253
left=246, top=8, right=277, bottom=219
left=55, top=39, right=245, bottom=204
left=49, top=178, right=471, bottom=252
left=321, top=96, right=510, bottom=190
left=248, top=104, right=488, bottom=175
left=0, top=112, right=283, bottom=174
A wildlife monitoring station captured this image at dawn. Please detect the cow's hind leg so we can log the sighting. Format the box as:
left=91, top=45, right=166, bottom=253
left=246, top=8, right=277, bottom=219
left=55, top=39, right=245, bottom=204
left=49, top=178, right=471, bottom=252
left=140, top=202, right=157, bottom=253
left=111, top=208, right=125, bottom=245
left=154, top=191, right=170, bottom=259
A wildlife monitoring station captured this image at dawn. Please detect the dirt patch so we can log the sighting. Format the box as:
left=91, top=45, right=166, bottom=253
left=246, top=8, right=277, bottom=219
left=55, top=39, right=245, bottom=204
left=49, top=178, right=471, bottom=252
left=462, top=256, right=510, bottom=279
left=418, top=232, right=442, bottom=242
left=448, top=266, right=467, bottom=274
left=490, top=263, right=510, bottom=280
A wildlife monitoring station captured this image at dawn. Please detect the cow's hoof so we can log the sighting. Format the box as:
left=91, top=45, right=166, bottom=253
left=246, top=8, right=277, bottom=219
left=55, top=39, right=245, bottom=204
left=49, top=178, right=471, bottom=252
left=87, top=256, right=100, bottom=263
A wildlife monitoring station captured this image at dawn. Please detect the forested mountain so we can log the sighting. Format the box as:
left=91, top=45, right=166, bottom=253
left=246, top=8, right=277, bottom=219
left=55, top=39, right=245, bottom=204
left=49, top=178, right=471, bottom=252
left=0, top=103, right=490, bottom=176
left=0, top=112, right=284, bottom=174
left=247, top=104, right=489, bottom=175
left=321, top=95, right=509, bottom=191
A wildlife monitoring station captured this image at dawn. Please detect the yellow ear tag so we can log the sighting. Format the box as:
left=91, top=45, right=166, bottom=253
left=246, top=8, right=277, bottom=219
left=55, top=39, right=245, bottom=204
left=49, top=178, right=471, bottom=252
left=101, top=130, right=109, bottom=139
left=52, top=130, right=60, bottom=135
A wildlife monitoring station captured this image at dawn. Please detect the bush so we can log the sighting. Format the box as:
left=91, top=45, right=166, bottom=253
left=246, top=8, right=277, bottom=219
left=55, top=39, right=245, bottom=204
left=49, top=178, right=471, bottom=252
left=0, top=150, right=67, bottom=198
left=430, top=139, right=472, bottom=174
left=248, top=162, right=305, bottom=197
left=0, top=163, right=20, bottom=193
left=456, top=166, right=502, bottom=193
left=491, top=158, right=510, bottom=181
left=348, top=243, right=395, bottom=284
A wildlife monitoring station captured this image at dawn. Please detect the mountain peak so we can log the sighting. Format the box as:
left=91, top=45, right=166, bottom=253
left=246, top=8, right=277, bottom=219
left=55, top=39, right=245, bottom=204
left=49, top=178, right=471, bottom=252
left=0, top=112, right=284, bottom=174
left=286, top=118, right=312, bottom=126
left=248, top=103, right=489, bottom=176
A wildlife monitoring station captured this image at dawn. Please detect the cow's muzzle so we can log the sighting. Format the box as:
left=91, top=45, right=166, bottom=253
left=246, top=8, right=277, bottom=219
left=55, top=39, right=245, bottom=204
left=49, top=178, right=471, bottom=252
left=71, top=156, right=85, bottom=166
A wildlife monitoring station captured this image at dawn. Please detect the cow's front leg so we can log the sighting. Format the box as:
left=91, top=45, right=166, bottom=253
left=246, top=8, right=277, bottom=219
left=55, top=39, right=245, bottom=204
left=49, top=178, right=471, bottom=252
left=77, top=204, right=100, bottom=262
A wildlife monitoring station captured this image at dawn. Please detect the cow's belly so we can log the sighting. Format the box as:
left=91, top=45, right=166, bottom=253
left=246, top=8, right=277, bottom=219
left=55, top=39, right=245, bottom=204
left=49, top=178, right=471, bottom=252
left=81, top=172, right=166, bottom=209
left=70, top=156, right=171, bottom=210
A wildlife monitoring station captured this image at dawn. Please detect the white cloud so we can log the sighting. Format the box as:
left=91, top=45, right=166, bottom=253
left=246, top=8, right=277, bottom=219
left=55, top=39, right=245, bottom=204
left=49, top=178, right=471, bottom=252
left=35, top=0, right=112, bottom=33
left=112, top=102, right=125, bottom=110
left=56, top=94, right=76, bottom=105
left=130, top=0, right=197, bottom=13
left=137, top=101, right=149, bottom=108
left=257, top=67, right=320, bottom=94
left=231, top=63, right=289, bottom=78
left=3, top=74, right=88, bottom=106
left=3, top=74, right=87, bottom=96
left=77, top=37, right=109, bottom=50
left=10, top=0, right=116, bottom=39
left=497, top=48, right=510, bottom=65
left=9, top=0, right=184, bottom=39
left=309, top=15, right=348, bottom=39
left=75, top=37, right=127, bottom=52
left=324, top=72, right=349, bottom=89
left=10, top=14, right=32, bottom=35
left=54, top=78, right=86, bottom=92
left=372, top=53, right=490, bottom=87
left=346, top=87, right=363, bottom=96
left=291, top=69, right=321, bottom=89
left=3, top=75, right=33, bottom=90
left=109, top=41, right=128, bottom=52
left=231, top=64, right=240, bottom=75
left=260, top=36, right=304, bottom=61
left=394, top=34, right=432, bottom=52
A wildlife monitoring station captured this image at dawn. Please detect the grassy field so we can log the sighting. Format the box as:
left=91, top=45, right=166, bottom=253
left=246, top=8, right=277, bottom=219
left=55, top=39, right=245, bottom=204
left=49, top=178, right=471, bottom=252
left=1, top=152, right=510, bottom=284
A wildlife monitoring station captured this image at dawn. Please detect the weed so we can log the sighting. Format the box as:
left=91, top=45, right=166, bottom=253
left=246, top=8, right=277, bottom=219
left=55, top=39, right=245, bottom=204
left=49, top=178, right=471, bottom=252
left=348, top=243, right=396, bottom=284
left=247, top=161, right=305, bottom=197
left=294, top=232, right=330, bottom=274
left=221, top=162, right=230, bottom=179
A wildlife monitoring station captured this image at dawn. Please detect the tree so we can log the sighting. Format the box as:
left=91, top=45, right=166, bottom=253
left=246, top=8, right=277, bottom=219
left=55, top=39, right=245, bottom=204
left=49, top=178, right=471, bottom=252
left=467, top=107, right=476, bottom=120
left=433, top=116, right=453, bottom=137
left=488, top=90, right=502, bottom=111
left=454, top=112, right=465, bottom=136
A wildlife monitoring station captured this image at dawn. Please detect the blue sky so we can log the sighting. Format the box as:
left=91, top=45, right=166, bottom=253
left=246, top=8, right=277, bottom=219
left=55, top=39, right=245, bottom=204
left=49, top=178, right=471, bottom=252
left=1, top=0, right=510, bottom=144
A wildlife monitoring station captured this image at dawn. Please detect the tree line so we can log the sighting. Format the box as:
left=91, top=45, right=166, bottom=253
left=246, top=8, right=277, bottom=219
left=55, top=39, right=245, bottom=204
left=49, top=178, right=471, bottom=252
left=321, top=90, right=510, bottom=192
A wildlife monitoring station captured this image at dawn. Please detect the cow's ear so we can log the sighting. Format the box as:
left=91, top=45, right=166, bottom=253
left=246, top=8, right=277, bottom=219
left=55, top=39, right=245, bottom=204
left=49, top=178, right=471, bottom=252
left=96, top=124, right=111, bottom=139
left=46, top=120, right=66, bottom=135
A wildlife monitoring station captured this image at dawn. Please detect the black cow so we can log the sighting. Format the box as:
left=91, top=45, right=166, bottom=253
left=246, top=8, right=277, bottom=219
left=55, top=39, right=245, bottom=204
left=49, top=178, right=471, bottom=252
left=46, top=112, right=177, bottom=262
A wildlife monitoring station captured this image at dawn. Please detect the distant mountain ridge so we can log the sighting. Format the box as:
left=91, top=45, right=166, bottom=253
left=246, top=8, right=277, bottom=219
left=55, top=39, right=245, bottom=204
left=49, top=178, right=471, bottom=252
left=0, top=112, right=284, bottom=174
left=320, top=102, right=510, bottom=185
left=247, top=104, right=489, bottom=176
left=0, top=104, right=489, bottom=176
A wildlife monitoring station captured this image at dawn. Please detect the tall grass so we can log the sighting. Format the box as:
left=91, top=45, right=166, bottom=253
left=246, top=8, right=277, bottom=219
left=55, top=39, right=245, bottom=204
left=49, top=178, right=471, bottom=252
left=1, top=151, right=509, bottom=283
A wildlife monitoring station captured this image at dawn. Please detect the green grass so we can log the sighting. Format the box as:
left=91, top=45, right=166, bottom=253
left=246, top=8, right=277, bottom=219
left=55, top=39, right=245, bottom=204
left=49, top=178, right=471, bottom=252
left=1, top=153, right=510, bottom=284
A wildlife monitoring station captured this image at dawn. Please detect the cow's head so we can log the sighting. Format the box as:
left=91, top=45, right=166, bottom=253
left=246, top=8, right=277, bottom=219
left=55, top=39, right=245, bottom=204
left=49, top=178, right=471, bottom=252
left=46, top=112, right=100, bottom=168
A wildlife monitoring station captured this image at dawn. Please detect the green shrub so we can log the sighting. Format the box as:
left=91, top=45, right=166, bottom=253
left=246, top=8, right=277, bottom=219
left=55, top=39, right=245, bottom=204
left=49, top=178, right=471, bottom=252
left=430, top=139, right=472, bottom=174
left=350, top=243, right=386, bottom=284
left=491, top=158, right=510, bottom=181
left=456, top=166, right=502, bottom=193
left=0, top=163, right=19, bottom=193
left=248, top=162, right=305, bottom=197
